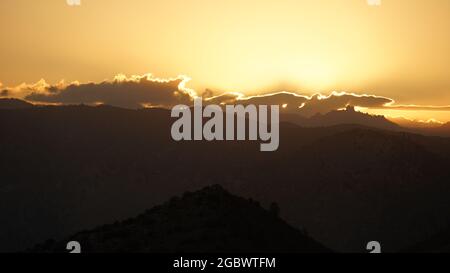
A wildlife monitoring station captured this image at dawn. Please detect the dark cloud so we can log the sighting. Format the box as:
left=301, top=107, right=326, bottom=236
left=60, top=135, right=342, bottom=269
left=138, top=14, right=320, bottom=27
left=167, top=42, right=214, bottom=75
left=25, top=75, right=195, bottom=109
left=205, top=91, right=309, bottom=107
left=205, top=93, right=242, bottom=105
left=241, top=92, right=309, bottom=107
left=203, top=91, right=393, bottom=117
left=298, top=92, right=394, bottom=117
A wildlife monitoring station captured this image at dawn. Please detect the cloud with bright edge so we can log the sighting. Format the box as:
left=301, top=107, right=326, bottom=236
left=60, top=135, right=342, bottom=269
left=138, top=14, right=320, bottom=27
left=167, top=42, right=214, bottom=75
left=1, top=73, right=449, bottom=118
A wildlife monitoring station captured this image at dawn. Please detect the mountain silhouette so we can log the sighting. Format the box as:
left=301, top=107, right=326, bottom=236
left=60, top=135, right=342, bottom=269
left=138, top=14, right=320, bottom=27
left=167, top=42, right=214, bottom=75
left=1, top=105, right=450, bottom=252
left=281, top=105, right=400, bottom=131
left=388, top=117, right=443, bottom=129
left=0, top=98, right=34, bottom=109
left=404, top=225, right=450, bottom=253
left=433, top=122, right=450, bottom=136
left=29, top=185, right=330, bottom=253
left=404, top=121, right=450, bottom=137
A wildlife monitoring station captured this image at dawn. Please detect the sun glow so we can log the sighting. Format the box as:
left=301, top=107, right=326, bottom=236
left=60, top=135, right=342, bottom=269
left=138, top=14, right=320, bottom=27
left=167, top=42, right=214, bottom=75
left=0, top=1, right=449, bottom=121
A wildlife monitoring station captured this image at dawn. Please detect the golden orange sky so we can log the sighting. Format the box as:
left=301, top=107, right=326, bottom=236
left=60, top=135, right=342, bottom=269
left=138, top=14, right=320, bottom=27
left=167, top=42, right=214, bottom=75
left=0, top=0, right=449, bottom=121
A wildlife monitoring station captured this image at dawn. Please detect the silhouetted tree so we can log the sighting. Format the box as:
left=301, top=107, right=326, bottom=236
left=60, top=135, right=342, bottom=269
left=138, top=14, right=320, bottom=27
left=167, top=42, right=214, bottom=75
left=269, top=202, right=280, bottom=218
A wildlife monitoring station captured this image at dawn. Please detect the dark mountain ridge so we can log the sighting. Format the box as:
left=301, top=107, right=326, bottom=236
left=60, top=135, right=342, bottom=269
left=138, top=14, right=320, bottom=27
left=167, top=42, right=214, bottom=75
left=1, top=105, right=450, bottom=252
left=404, top=227, right=450, bottom=253
left=0, top=98, right=34, bottom=109
left=29, top=185, right=330, bottom=253
left=280, top=105, right=400, bottom=131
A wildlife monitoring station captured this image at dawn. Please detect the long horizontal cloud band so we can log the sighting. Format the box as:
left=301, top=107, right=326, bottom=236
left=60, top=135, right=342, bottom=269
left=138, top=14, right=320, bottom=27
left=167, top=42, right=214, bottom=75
left=205, top=91, right=394, bottom=117
left=1, top=73, right=448, bottom=117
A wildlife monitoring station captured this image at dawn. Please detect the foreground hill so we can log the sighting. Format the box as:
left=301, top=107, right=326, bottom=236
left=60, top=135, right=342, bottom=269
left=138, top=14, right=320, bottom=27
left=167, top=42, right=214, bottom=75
left=403, top=226, right=450, bottom=253
left=1, top=105, right=450, bottom=252
left=30, top=185, right=330, bottom=253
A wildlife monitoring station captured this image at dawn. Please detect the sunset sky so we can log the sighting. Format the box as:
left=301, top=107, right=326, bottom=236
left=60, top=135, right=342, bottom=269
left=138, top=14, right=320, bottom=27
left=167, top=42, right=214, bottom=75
left=1, top=0, right=449, bottom=122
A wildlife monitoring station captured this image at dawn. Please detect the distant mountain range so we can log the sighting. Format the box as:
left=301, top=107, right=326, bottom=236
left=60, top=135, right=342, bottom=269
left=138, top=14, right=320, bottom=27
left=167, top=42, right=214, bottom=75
left=281, top=105, right=400, bottom=131
left=0, top=98, right=34, bottom=109
left=388, top=116, right=444, bottom=129
left=425, top=122, right=450, bottom=137
left=3, top=98, right=448, bottom=136
left=1, top=100, right=450, bottom=252
left=29, top=185, right=330, bottom=253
